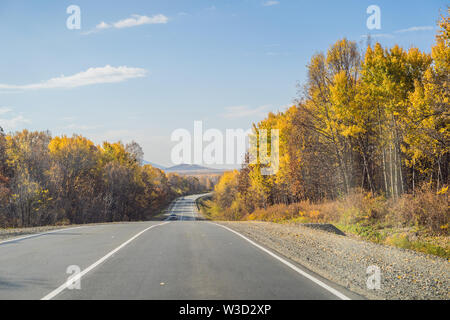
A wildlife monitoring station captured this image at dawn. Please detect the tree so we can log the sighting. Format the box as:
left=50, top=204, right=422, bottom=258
left=211, top=16, right=448, bottom=220
left=405, top=9, right=449, bottom=190
left=126, top=141, right=144, bottom=165
left=48, top=135, right=100, bottom=224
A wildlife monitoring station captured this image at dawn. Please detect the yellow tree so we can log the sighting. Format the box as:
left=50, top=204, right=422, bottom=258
left=359, top=41, right=431, bottom=198
left=301, top=39, right=362, bottom=194
left=405, top=9, right=449, bottom=190
left=5, top=130, right=52, bottom=226
left=48, top=135, right=100, bottom=223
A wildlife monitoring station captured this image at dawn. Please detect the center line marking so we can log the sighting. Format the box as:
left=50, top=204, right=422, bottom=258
left=41, top=221, right=170, bottom=300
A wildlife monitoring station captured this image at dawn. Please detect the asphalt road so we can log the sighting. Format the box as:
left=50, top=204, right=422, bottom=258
left=0, top=194, right=360, bottom=300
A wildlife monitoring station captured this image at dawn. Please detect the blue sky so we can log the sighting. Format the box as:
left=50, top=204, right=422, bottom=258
left=0, top=0, right=447, bottom=167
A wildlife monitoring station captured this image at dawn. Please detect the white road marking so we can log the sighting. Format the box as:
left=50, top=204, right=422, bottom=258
left=164, top=200, right=176, bottom=221
left=0, top=226, right=87, bottom=246
left=178, top=200, right=184, bottom=221
left=164, top=199, right=180, bottom=221
left=212, top=223, right=351, bottom=300
left=191, top=201, right=196, bottom=221
left=41, top=221, right=171, bottom=300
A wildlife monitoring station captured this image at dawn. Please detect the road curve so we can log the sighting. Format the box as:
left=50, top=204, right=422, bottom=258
left=0, top=195, right=361, bottom=300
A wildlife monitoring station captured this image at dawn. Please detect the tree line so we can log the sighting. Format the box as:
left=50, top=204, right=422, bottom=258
left=213, top=11, right=449, bottom=220
left=0, top=130, right=211, bottom=228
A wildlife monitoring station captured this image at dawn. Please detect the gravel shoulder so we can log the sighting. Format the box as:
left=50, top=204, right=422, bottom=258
left=0, top=225, right=80, bottom=242
left=218, top=221, right=449, bottom=300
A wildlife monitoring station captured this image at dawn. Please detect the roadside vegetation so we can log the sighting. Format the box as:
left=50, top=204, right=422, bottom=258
left=201, top=187, right=448, bottom=258
left=0, top=131, right=213, bottom=228
left=201, top=11, right=449, bottom=258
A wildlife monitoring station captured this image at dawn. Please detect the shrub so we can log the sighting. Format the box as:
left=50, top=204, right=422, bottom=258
left=390, top=185, right=449, bottom=235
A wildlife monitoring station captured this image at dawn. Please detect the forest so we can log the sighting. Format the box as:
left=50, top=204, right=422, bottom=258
left=0, top=130, right=211, bottom=228
left=206, top=11, right=449, bottom=253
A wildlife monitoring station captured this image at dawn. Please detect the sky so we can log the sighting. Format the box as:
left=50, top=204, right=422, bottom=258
left=0, top=0, right=447, bottom=167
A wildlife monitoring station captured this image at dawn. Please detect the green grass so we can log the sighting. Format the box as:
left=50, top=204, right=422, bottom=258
left=384, top=233, right=450, bottom=259
left=336, top=223, right=386, bottom=243
left=335, top=223, right=449, bottom=259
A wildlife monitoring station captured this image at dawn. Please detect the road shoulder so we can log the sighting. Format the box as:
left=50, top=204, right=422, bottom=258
left=217, top=221, right=449, bottom=300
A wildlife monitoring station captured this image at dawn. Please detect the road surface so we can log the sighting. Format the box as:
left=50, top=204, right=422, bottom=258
left=0, top=195, right=360, bottom=300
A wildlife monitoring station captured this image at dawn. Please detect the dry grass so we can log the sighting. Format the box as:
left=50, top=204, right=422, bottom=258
left=201, top=186, right=449, bottom=258
left=246, top=187, right=448, bottom=234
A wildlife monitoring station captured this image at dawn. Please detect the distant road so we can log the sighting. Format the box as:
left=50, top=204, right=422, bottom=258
left=0, top=195, right=360, bottom=300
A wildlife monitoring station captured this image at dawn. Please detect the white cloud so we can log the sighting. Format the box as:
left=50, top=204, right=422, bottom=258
left=84, top=14, right=168, bottom=34
left=0, top=65, right=147, bottom=91
left=395, top=26, right=434, bottom=33
left=361, top=33, right=395, bottom=39
left=96, top=21, right=111, bottom=30
left=262, top=1, right=280, bottom=6
left=0, top=107, right=13, bottom=115
left=0, top=115, right=31, bottom=131
left=82, top=21, right=111, bottom=35
left=361, top=26, right=435, bottom=41
left=222, top=105, right=270, bottom=119
left=0, top=108, right=30, bottom=131
left=113, top=14, right=168, bottom=28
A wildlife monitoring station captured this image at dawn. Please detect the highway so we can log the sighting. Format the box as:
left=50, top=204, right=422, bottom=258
left=0, top=194, right=359, bottom=300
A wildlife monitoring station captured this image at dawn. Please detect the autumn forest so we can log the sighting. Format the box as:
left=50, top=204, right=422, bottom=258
left=206, top=11, right=449, bottom=252
left=0, top=132, right=211, bottom=228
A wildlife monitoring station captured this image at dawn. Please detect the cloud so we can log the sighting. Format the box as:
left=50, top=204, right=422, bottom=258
left=0, top=107, right=13, bottom=115
left=84, top=14, right=168, bottom=34
left=262, top=1, right=280, bottom=6
left=395, top=26, right=435, bottom=33
left=113, top=14, right=168, bottom=28
left=361, top=26, right=435, bottom=41
left=0, top=65, right=147, bottom=91
left=0, top=115, right=30, bottom=131
left=361, top=33, right=395, bottom=39
left=96, top=21, right=111, bottom=30
left=0, top=108, right=30, bottom=131
left=82, top=21, right=111, bottom=35
left=222, top=105, right=270, bottom=119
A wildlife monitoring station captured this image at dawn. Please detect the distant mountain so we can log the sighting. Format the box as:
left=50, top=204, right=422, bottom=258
left=142, top=162, right=226, bottom=175
left=166, top=164, right=210, bottom=172
left=165, top=164, right=226, bottom=175
left=142, top=161, right=167, bottom=170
